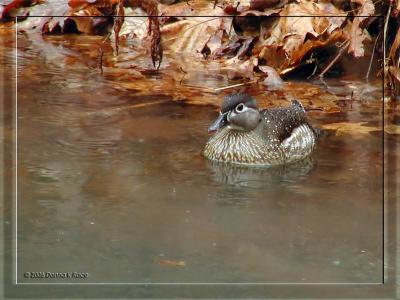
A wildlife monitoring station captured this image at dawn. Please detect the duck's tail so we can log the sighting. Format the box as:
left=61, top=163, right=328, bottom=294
left=290, top=99, right=305, bottom=112
left=290, top=99, right=323, bottom=138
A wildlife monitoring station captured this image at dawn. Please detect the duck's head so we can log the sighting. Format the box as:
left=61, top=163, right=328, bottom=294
left=208, top=93, right=262, bottom=133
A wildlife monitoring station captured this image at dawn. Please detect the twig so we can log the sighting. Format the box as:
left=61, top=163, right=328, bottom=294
left=306, top=53, right=318, bottom=79
left=305, top=107, right=323, bottom=111
left=307, top=62, right=319, bottom=79
left=228, top=16, right=234, bottom=36
left=383, top=2, right=392, bottom=74
left=366, top=31, right=380, bottom=81
left=319, top=40, right=350, bottom=79
left=86, top=99, right=169, bottom=116
left=215, top=80, right=257, bottom=91
left=102, top=32, right=112, bottom=44
left=336, top=39, right=349, bottom=48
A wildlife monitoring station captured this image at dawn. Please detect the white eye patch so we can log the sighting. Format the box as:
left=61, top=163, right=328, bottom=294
left=227, top=104, right=251, bottom=128
left=229, top=104, right=250, bottom=121
left=234, top=103, right=250, bottom=113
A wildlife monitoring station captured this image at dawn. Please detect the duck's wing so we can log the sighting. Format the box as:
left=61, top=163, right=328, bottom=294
left=261, top=100, right=312, bottom=142
left=280, top=123, right=316, bottom=161
left=262, top=101, right=316, bottom=161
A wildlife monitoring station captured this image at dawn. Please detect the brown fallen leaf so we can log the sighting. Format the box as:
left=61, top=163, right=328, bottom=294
left=289, top=29, right=347, bottom=69
left=162, top=21, right=210, bottom=54
left=346, top=0, right=374, bottom=57
left=210, top=36, right=242, bottom=58
left=159, top=0, right=230, bottom=56
left=394, top=0, right=400, bottom=16
left=256, top=1, right=347, bottom=70
left=10, top=1, right=68, bottom=33
left=324, top=122, right=400, bottom=136
left=385, top=124, right=400, bottom=135
left=259, top=65, right=283, bottom=88
left=388, top=28, right=400, bottom=66
left=249, top=0, right=284, bottom=10
left=224, top=56, right=258, bottom=79
left=117, top=7, right=147, bottom=39
left=11, top=0, right=114, bottom=34
left=203, top=29, right=225, bottom=57
left=388, top=66, right=400, bottom=98
left=237, top=36, right=257, bottom=59
left=238, top=8, right=282, bottom=17
left=0, top=0, right=38, bottom=21
left=260, top=81, right=341, bottom=112
left=67, top=0, right=118, bottom=10
left=68, top=0, right=96, bottom=10
left=229, top=0, right=284, bottom=13
left=322, top=122, right=380, bottom=137
left=70, top=6, right=113, bottom=34
left=389, top=66, right=400, bottom=82
left=156, top=258, right=186, bottom=267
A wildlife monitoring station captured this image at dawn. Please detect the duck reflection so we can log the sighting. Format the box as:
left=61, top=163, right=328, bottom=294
left=206, top=157, right=314, bottom=186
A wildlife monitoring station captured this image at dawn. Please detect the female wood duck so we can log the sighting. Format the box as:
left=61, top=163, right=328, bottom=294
left=203, top=93, right=317, bottom=166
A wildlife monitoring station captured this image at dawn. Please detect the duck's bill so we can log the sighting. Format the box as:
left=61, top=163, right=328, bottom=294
left=208, top=112, right=228, bottom=132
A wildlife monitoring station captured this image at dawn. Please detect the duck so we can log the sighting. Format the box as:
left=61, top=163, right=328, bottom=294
left=203, top=93, right=317, bottom=166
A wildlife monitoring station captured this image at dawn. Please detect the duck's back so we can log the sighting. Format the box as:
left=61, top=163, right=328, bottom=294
left=261, top=100, right=316, bottom=162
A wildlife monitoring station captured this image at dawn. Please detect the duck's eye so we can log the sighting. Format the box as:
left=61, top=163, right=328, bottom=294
left=235, top=103, right=244, bottom=113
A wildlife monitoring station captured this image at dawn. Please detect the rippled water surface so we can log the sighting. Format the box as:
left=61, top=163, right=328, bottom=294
left=2, top=32, right=394, bottom=285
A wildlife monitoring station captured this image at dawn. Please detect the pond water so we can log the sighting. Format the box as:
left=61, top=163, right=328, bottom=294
left=2, top=31, right=393, bottom=286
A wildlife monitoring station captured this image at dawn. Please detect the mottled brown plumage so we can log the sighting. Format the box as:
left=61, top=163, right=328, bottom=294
left=203, top=94, right=317, bottom=166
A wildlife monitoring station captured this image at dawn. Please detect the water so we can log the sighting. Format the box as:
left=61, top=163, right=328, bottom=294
left=2, top=31, right=391, bottom=285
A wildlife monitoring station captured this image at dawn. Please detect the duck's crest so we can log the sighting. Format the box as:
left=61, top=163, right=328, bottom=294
left=221, top=93, right=257, bottom=113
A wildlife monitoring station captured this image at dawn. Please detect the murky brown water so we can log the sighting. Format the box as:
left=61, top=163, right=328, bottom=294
left=2, top=30, right=396, bottom=286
